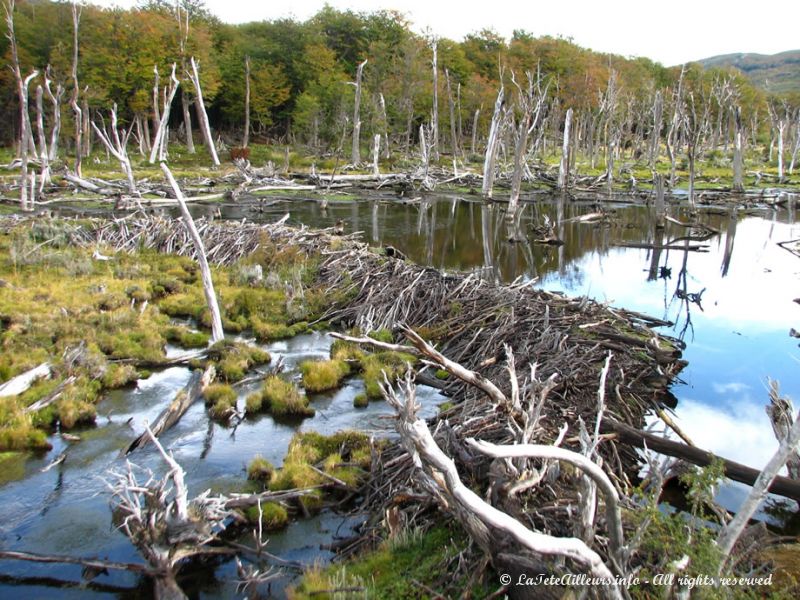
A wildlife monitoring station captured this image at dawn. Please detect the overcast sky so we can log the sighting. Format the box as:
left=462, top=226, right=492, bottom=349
left=94, top=0, right=799, bottom=66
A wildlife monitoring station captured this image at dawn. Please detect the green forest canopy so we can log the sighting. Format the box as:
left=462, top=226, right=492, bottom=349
left=1, top=0, right=798, bottom=149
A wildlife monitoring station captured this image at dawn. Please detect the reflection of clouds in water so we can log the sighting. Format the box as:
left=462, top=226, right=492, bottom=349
left=671, top=397, right=778, bottom=472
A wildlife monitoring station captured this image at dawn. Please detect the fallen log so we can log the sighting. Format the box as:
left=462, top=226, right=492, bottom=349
left=0, top=550, right=156, bottom=576
left=126, top=365, right=214, bottom=455
left=0, top=363, right=51, bottom=398
left=601, top=419, right=800, bottom=502
left=24, top=376, right=76, bottom=414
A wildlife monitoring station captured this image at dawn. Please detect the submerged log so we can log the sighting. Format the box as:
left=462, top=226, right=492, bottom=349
left=126, top=365, right=214, bottom=454
left=601, top=419, right=800, bottom=502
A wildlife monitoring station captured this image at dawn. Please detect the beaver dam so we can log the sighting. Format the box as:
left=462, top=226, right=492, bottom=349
left=0, top=211, right=798, bottom=599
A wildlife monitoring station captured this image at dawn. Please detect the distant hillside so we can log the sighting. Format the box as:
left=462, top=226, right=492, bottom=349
left=697, top=50, right=800, bottom=94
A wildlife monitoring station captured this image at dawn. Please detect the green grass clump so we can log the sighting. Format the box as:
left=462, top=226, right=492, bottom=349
left=164, top=325, right=210, bottom=349
left=204, top=383, right=238, bottom=420
left=251, top=318, right=309, bottom=342
left=244, top=501, right=289, bottom=531
left=353, top=393, right=368, bottom=408
left=54, top=377, right=101, bottom=428
left=299, top=359, right=350, bottom=393
left=360, top=351, right=417, bottom=399
left=247, top=375, right=314, bottom=418
left=247, top=455, right=275, bottom=484
left=329, top=338, right=365, bottom=362
left=206, top=340, right=270, bottom=382
left=367, top=329, right=394, bottom=343
left=289, top=522, right=492, bottom=599
left=101, top=363, right=139, bottom=389
left=434, top=369, right=450, bottom=380
left=0, top=414, right=51, bottom=452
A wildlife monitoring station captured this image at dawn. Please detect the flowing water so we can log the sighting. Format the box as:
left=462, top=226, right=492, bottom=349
left=2, top=193, right=799, bottom=597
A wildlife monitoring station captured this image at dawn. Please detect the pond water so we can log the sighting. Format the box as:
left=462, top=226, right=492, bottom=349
left=2, top=193, right=799, bottom=597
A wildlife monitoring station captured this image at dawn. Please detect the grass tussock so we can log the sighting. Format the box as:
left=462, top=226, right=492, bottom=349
left=299, top=359, right=350, bottom=393
left=246, top=375, right=314, bottom=418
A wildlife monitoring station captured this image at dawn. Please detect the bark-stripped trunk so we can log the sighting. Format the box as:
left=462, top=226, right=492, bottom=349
left=351, top=59, right=367, bottom=165
left=243, top=55, right=250, bottom=148
left=152, top=66, right=161, bottom=138
left=777, top=118, right=786, bottom=181
left=482, top=85, right=505, bottom=198
left=445, top=68, right=460, bottom=158
left=649, top=91, right=663, bottom=168
left=149, top=65, right=180, bottom=164
left=379, top=93, right=390, bottom=158
left=372, top=133, right=380, bottom=177
left=43, top=69, right=63, bottom=162
left=91, top=104, right=138, bottom=197
left=431, top=40, right=439, bottom=161
left=181, top=90, right=195, bottom=153
left=471, top=108, right=480, bottom=156
left=188, top=57, right=220, bottom=167
left=18, top=73, right=37, bottom=210
left=733, top=107, right=744, bottom=193
left=161, top=164, right=224, bottom=342
left=35, top=85, right=50, bottom=188
left=70, top=2, right=82, bottom=177
left=557, top=108, right=573, bottom=190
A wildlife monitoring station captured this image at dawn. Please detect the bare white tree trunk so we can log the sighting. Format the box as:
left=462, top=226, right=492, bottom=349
left=181, top=90, right=195, bottom=153
left=19, top=73, right=37, bottom=210
left=733, top=107, right=744, bottom=192
left=152, top=65, right=161, bottom=138
left=482, top=85, right=505, bottom=198
left=445, top=68, right=460, bottom=158
left=351, top=59, right=367, bottom=165
left=717, top=398, right=800, bottom=564
left=149, top=65, right=180, bottom=164
left=649, top=91, right=663, bottom=168
left=777, top=118, right=786, bottom=181
left=379, top=92, right=390, bottom=158
left=43, top=68, right=63, bottom=162
left=70, top=1, right=82, bottom=177
left=243, top=55, right=250, bottom=148
left=431, top=39, right=439, bottom=162
left=188, top=57, right=220, bottom=167
left=161, top=163, right=224, bottom=342
left=372, top=133, right=380, bottom=177
left=91, top=104, right=138, bottom=196
left=35, top=85, right=50, bottom=188
left=471, top=107, right=480, bottom=155
left=557, top=108, right=573, bottom=190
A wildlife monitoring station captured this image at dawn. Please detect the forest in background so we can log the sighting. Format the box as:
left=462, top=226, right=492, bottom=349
left=2, top=0, right=799, bottom=164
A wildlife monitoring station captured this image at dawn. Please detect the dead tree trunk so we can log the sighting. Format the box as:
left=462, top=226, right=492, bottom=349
left=161, top=163, right=224, bottom=341
left=351, top=59, right=367, bottom=165
left=34, top=85, right=50, bottom=188
left=733, top=107, right=744, bottom=192
left=557, top=108, right=573, bottom=191
left=149, top=65, right=180, bottom=164
left=91, top=104, right=139, bottom=197
left=431, top=40, right=439, bottom=162
left=379, top=92, right=390, bottom=158
left=372, top=133, right=380, bottom=177
left=18, top=73, right=37, bottom=209
left=180, top=90, right=194, bottom=153
left=666, top=66, right=686, bottom=188
left=152, top=66, right=161, bottom=140
left=649, top=91, right=663, bottom=168
left=188, top=57, right=220, bottom=167
left=43, top=68, right=63, bottom=162
left=445, top=68, right=460, bottom=159
left=243, top=55, right=250, bottom=148
left=471, top=107, right=480, bottom=156
left=70, top=1, right=82, bottom=177
left=766, top=380, right=800, bottom=480
left=777, top=117, right=786, bottom=181
left=482, top=84, right=505, bottom=198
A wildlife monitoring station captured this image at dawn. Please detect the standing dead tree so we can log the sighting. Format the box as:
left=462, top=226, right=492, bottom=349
left=665, top=65, right=686, bottom=188
left=243, top=55, right=251, bottom=148
left=430, top=39, right=440, bottom=162
left=149, top=65, right=180, bottom=164
left=684, top=91, right=711, bottom=210
left=350, top=59, right=368, bottom=165
left=481, top=81, right=505, bottom=198
left=176, top=4, right=195, bottom=154
left=445, top=68, right=460, bottom=159
left=4, top=0, right=37, bottom=210
left=188, top=57, right=220, bottom=167
left=648, top=91, right=663, bottom=169
left=733, top=106, right=745, bottom=192
left=43, top=67, right=63, bottom=162
left=557, top=107, right=574, bottom=191
left=508, top=71, right=548, bottom=215
left=769, top=100, right=789, bottom=182
left=91, top=104, right=140, bottom=198
left=70, top=1, right=83, bottom=177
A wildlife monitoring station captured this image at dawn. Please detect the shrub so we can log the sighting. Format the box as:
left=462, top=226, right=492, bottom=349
left=299, top=359, right=350, bottom=393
